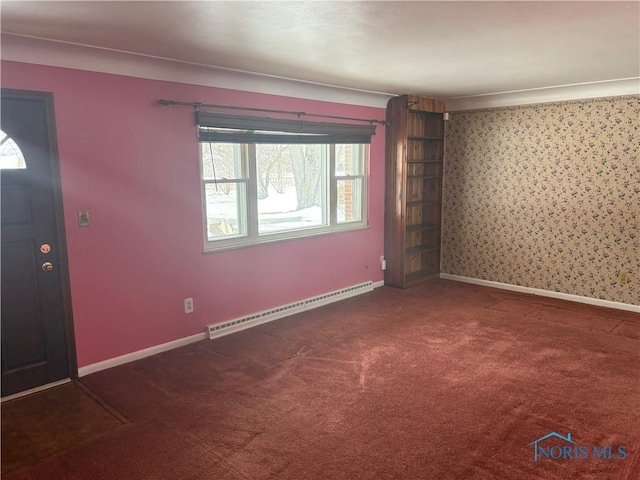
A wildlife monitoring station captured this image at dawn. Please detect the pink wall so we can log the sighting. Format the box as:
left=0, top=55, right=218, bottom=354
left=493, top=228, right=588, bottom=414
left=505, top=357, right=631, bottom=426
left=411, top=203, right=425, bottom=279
left=1, top=61, right=385, bottom=368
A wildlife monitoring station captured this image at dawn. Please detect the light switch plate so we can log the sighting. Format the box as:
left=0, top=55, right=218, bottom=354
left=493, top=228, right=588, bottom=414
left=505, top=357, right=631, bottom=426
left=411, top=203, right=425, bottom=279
left=78, top=209, right=91, bottom=227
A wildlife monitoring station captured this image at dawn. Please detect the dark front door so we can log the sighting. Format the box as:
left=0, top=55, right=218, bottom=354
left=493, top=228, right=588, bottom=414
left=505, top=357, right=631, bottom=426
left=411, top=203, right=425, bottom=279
left=1, top=90, right=74, bottom=397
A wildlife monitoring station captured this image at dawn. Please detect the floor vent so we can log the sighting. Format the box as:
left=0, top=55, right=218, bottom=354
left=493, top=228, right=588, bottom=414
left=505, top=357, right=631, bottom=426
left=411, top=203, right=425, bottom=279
left=206, top=281, right=375, bottom=340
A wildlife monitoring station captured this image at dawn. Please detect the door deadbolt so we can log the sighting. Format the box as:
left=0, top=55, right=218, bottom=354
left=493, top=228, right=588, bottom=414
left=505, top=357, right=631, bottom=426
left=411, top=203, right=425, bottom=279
left=40, top=243, right=51, bottom=254
left=41, top=262, right=54, bottom=272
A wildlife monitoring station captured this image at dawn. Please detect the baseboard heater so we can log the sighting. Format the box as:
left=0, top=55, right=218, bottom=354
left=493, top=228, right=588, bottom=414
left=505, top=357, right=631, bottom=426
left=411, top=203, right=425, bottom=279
left=206, top=281, right=375, bottom=340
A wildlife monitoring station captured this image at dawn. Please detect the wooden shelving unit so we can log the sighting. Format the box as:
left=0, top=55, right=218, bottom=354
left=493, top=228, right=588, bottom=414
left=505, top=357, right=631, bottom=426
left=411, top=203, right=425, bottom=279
left=384, top=95, right=446, bottom=288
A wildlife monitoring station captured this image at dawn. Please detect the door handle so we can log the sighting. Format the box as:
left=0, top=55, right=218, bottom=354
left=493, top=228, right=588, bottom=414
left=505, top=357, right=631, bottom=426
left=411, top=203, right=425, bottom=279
left=41, top=262, right=54, bottom=272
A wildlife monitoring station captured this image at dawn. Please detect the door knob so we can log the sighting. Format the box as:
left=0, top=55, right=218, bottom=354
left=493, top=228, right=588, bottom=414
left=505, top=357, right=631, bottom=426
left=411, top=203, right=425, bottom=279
left=41, top=262, right=54, bottom=272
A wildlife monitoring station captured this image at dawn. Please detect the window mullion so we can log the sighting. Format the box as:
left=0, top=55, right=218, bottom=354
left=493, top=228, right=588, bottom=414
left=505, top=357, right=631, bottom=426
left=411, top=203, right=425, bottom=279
left=329, top=144, right=337, bottom=226
left=246, top=144, right=259, bottom=239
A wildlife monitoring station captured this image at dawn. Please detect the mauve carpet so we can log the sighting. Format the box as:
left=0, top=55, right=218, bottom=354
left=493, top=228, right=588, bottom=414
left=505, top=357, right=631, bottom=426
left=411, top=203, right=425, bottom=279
left=2, top=279, right=639, bottom=479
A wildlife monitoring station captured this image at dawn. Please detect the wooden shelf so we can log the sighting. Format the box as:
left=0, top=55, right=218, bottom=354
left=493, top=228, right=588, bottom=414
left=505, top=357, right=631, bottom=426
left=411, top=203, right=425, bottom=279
left=405, top=245, right=440, bottom=255
left=384, top=94, right=445, bottom=289
left=406, top=175, right=441, bottom=179
left=406, top=224, right=440, bottom=233
left=408, top=136, right=443, bottom=141
left=404, top=270, right=440, bottom=285
left=406, top=200, right=442, bottom=207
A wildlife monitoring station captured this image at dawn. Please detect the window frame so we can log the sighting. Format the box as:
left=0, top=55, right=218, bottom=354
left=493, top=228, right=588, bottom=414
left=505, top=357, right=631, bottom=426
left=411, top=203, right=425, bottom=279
left=200, top=139, right=368, bottom=253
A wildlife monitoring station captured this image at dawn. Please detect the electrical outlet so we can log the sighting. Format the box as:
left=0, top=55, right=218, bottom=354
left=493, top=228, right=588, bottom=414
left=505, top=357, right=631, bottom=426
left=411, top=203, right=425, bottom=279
left=380, top=255, right=387, bottom=271
left=184, top=297, right=194, bottom=314
left=618, top=272, right=629, bottom=284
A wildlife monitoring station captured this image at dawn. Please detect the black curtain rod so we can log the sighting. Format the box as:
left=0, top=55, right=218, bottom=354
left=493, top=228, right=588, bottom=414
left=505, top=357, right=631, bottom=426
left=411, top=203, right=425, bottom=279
left=158, top=99, right=388, bottom=126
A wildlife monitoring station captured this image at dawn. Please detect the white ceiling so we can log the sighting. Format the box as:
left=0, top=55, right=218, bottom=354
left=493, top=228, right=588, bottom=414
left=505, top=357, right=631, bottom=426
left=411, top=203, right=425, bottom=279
left=1, top=1, right=639, bottom=108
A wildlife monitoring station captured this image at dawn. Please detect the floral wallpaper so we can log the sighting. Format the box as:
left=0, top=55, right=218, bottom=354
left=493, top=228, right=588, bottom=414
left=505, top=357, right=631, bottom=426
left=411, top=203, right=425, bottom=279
left=442, top=96, right=639, bottom=305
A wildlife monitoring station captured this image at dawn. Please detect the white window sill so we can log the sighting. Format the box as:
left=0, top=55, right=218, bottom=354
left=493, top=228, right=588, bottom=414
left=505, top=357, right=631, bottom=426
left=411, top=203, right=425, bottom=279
left=202, top=223, right=370, bottom=254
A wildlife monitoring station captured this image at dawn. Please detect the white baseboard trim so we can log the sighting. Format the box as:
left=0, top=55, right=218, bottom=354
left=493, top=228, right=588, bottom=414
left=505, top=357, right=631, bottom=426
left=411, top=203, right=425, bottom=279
left=1, top=378, right=71, bottom=402
left=440, top=273, right=640, bottom=313
left=78, top=332, right=208, bottom=377
left=79, top=279, right=386, bottom=377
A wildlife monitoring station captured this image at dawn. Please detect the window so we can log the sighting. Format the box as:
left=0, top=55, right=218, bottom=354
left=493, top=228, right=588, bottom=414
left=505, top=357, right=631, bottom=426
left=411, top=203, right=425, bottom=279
left=198, top=112, right=372, bottom=251
left=0, top=130, right=26, bottom=169
left=201, top=141, right=368, bottom=250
